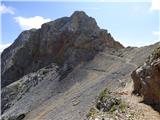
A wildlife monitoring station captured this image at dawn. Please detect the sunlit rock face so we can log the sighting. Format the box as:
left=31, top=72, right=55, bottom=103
left=1, top=11, right=123, bottom=88
left=132, top=46, right=160, bottom=106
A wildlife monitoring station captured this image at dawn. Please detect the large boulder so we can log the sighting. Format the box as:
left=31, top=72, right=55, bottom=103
left=131, top=46, right=160, bottom=106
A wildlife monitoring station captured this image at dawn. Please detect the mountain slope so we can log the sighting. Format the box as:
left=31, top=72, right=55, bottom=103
left=1, top=11, right=159, bottom=120
left=2, top=43, right=159, bottom=120
left=1, top=11, right=123, bottom=88
left=22, top=43, right=159, bottom=120
left=1, top=11, right=123, bottom=119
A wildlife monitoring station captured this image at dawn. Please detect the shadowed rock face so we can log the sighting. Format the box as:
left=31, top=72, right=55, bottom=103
left=1, top=11, right=123, bottom=87
left=1, top=29, right=37, bottom=88
left=131, top=46, right=160, bottom=107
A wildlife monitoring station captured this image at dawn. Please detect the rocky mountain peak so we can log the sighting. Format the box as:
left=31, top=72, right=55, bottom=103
left=1, top=11, right=124, bottom=87
left=42, top=10, right=98, bottom=33
left=69, top=11, right=98, bottom=32
left=71, top=11, right=87, bottom=18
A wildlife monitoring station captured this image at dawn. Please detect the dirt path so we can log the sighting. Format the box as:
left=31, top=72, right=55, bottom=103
left=121, top=82, right=160, bottom=120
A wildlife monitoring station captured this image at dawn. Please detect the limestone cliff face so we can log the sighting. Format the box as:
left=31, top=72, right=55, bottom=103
left=131, top=45, right=160, bottom=106
left=1, top=11, right=124, bottom=87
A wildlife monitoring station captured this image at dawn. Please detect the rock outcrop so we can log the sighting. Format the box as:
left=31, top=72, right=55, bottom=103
left=1, top=11, right=123, bottom=88
left=1, top=63, right=58, bottom=114
left=131, top=45, right=160, bottom=108
left=1, top=29, right=37, bottom=88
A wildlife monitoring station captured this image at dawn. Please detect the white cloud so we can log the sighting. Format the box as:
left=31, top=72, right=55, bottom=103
left=152, top=31, right=160, bottom=43
left=152, top=31, right=160, bottom=41
left=152, top=31, right=160, bottom=36
left=150, top=0, right=160, bottom=11
left=0, top=43, right=11, bottom=52
left=14, top=16, right=51, bottom=30
left=0, top=4, right=15, bottom=14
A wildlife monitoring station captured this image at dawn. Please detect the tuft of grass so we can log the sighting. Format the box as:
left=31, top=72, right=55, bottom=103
left=87, top=87, right=129, bottom=120
left=109, top=100, right=127, bottom=113
left=98, top=88, right=110, bottom=101
left=119, top=101, right=127, bottom=113
left=110, top=105, right=116, bottom=113
left=96, top=88, right=127, bottom=113
left=86, top=107, right=97, bottom=118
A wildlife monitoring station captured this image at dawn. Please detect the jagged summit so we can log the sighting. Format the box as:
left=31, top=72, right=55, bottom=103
left=1, top=11, right=123, bottom=87
left=42, top=11, right=99, bottom=33
left=71, top=11, right=87, bottom=17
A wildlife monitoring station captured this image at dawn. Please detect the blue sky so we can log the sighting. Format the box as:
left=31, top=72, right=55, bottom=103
left=0, top=0, right=160, bottom=52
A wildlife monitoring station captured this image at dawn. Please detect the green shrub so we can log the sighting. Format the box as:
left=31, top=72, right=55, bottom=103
left=98, top=88, right=110, bottom=101
left=96, top=88, right=127, bottom=113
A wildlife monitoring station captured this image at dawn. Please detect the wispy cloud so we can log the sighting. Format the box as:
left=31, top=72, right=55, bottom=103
left=0, top=43, right=11, bottom=52
left=152, top=31, right=160, bottom=36
left=150, top=0, right=160, bottom=11
left=0, top=4, right=15, bottom=15
left=152, top=31, right=160, bottom=44
left=14, top=16, right=51, bottom=30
